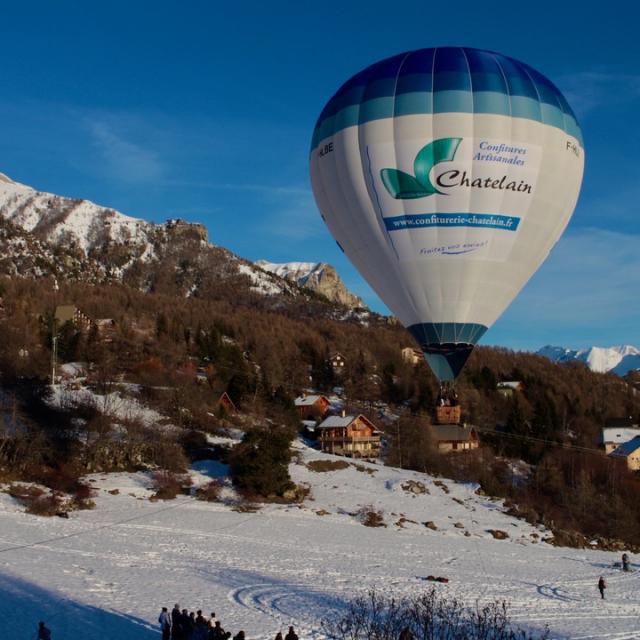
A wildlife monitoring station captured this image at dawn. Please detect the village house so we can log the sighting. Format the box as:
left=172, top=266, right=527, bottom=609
left=55, top=305, right=92, bottom=331
left=601, top=424, right=640, bottom=454
left=294, top=394, right=330, bottom=420
left=497, top=381, right=524, bottom=397
left=315, top=414, right=381, bottom=458
left=609, top=436, right=640, bottom=471
left=401, top=347, right=422, bottom=365
left=217, top=392, right=237, bottom=413
left=329, top=352, right=346, bottom=373
left=430, top=424, right=479, bottom=453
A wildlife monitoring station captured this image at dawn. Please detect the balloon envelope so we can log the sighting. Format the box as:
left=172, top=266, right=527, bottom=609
left=310, top=47, right=584, bottom=381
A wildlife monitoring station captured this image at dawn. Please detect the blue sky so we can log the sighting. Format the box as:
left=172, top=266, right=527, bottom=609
left=0, top=1, right=638, bottom=350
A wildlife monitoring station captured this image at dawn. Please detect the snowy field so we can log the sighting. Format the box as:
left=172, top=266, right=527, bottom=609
left=1, top=441, right=639, bottom=640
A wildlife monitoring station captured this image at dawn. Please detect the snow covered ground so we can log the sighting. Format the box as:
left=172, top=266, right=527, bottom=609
left=1, top=441, right=639, bottom=640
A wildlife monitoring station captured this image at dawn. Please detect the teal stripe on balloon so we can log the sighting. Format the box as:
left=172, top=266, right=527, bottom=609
left=312, top=93, right=583, bottom=150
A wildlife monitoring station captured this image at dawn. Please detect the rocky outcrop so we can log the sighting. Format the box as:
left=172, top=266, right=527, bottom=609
left=164, top=219, right=208, bottom=243
left=255, top=260, right=366, bottom=310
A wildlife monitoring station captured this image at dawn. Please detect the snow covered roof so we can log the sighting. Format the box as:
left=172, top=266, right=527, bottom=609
left=601, top=427, right=640, bottom=444
left=317, top=414, right=378, bottom=430
left=610, top=436, right=640, bottom=457
left=317, top=415, right=360, bottom=429
left=294, top=395, right=328, bottom=407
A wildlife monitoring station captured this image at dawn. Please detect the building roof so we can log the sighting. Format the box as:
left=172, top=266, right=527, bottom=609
left=317, top=414, right=378, bottom=430
left=601, top=427, right=640, bottom=444
left=430, top=424, right=477, bottom=442
left=55, top=305, right=77, bottom=323
left=294, top=394, right=328, bottom=407
left=317, top=415, right=355, bottom=429
left=610, top=435, right=640, bottom=458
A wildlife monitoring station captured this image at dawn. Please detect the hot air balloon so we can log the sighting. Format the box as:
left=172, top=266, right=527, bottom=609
left=310, top=47, right=583, bottom=385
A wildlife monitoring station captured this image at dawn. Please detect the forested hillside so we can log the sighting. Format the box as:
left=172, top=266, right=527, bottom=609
left=1, top=272, right=640, bottom=546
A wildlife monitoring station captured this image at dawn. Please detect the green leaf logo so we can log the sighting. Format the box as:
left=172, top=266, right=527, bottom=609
left=381, top=137, right=462, bottom=199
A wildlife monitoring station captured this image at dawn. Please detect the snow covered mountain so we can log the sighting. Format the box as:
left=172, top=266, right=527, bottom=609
left=537, top=344, right=640, bottom=375
left=0, top=174, right=365, bottom=313
left=255, top=260, right=366, bottom=309
left=0, top=172, right=181, bottom=254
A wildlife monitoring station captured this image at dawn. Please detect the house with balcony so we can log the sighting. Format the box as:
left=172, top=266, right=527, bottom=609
left=316, top=414, right=381, bottom=458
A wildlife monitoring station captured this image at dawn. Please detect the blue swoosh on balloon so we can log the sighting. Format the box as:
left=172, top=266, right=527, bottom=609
left=442, top=248, right=479, bottom=255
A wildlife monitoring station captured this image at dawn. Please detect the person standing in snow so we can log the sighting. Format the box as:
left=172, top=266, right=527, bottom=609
left=194, top=611, right=209, bottom=640
left=37, top=621, right=52, bottom=640
left=285, top=626, right=298, bottom=640
left=172, top=604, right=183, bottom=640
left=598, top=576, right=607, bottom=599
left=210, top=619, right=226, bottom=640
left=159, top=607, right=172, bottom=640
left=274, top=633, right=283, bottom=640
left=622, top=553, right=630, bottom=572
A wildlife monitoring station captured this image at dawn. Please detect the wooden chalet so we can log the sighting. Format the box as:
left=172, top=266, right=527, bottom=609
left=55, top=305, right=92, bottom=331
left=430, top=424, right=479, bottom=452
left=316, top=414, right=381, bottom=458
left=294, top=394, right=330, bottom=420
left=329, top=352, right=346, bottom=373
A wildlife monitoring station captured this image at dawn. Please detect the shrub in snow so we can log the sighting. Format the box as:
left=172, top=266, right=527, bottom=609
left=357, top=505, right=386, bottom=528
left=195, top=480, right=223, bottom=502
left=306, top=459, right=350, bottom=473
left=25, top=493, right=65, bottom=517
left=151, top=471, right=192, bottom=500
left=322, top=589, right=549, bottom=640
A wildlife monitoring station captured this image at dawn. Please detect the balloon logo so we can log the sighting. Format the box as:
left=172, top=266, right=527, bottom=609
left=381, top=138, right=461, bottom=198
left=310, top=47, right=584, bottom=382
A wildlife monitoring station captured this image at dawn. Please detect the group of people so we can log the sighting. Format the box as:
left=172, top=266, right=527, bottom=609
left=159, top=605, right=300, bottom=640
left=436, top=386, right=459, bottom=407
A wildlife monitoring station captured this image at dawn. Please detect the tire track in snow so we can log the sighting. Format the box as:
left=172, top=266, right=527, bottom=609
left=228, top=582, right=349, bottom=630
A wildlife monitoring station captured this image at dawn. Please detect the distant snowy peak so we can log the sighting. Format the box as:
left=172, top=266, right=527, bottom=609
left=537, top=344, right=640, bottom=375
left=256, top=260, right=366, bottom=309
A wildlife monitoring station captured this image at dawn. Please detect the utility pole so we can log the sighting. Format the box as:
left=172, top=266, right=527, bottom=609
left=51, top=323, right=58, bottom=386
left=50, top=277, right=59, bottom=386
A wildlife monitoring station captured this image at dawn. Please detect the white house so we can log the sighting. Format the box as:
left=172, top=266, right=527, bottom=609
left=610, top=436, right=640, bottom=471
left=601, top=427, right=640, bottom=455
